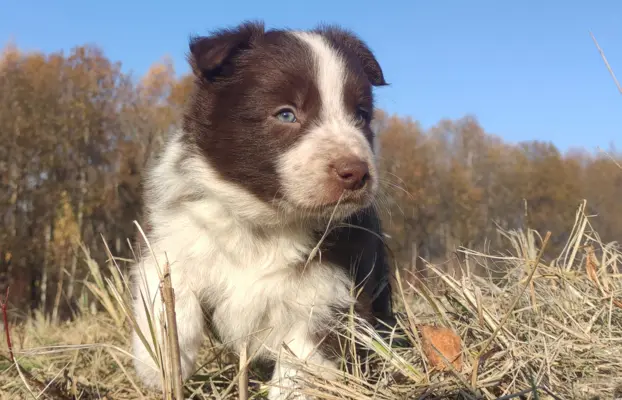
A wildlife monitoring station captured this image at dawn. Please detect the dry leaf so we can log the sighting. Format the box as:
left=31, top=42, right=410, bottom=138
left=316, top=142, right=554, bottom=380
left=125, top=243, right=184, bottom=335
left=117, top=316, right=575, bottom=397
left=420, top=324, right=463, bottom=372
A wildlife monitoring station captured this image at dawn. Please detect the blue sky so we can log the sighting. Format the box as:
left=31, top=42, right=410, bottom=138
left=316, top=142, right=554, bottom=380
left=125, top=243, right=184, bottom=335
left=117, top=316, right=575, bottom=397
left=2, top=1, right=621, bottom=152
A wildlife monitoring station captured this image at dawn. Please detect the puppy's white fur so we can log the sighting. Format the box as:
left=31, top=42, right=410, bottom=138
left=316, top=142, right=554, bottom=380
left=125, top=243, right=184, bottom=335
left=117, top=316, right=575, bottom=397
left=131, top=32, right=376, bottom=399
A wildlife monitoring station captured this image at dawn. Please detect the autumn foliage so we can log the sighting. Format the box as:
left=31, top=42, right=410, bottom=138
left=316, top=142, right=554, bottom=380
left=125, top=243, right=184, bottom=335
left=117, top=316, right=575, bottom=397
left=1, top=43, right=621, bottom=321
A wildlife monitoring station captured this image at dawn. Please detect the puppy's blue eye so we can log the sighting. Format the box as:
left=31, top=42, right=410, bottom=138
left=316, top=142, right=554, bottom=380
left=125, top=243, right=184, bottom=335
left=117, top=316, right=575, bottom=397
left=276, top=109, right=297, bottom=123
left=355, top=107, right=369, bottom=126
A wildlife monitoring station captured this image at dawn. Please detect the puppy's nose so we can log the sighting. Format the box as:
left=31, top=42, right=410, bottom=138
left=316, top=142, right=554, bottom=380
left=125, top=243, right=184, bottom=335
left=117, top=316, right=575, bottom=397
left=332, top=157, right=370, bottom=191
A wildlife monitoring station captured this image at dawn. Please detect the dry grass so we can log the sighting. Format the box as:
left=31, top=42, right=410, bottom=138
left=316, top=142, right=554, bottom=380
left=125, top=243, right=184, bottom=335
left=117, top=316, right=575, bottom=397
left=1, top=200, right=621, bottom=400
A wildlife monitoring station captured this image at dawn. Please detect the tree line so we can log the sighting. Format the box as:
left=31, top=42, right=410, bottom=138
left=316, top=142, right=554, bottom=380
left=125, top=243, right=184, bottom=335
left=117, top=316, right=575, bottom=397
left=1, top=43, right=620, bottom=320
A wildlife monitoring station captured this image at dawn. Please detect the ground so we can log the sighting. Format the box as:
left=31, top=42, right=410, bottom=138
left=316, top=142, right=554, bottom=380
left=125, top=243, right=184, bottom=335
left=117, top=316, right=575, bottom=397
left=1, top=210, right=621, bottom=400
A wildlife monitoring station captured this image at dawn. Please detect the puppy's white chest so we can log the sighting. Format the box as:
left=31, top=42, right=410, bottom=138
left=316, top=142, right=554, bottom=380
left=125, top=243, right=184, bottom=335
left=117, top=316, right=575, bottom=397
left=208, top=246, right=354, bottom=355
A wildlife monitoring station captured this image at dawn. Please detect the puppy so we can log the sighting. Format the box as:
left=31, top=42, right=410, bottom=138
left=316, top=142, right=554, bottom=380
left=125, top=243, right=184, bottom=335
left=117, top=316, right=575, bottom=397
left=130, top=21, right=401, bottom=399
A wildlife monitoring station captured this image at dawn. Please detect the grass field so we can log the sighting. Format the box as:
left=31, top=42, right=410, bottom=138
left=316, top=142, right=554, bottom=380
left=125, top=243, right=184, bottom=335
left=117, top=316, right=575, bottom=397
left=1, top=201, right=621, bottom=400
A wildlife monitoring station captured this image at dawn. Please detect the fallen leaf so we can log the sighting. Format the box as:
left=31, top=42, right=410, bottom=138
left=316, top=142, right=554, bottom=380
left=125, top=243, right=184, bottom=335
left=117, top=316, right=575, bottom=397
left=419, top=324, right=463, bottom=372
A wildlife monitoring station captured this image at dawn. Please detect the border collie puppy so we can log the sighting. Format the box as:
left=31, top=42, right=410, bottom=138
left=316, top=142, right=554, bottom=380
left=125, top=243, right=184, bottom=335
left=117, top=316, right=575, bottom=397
left=131, top=21, right=399, bottom=399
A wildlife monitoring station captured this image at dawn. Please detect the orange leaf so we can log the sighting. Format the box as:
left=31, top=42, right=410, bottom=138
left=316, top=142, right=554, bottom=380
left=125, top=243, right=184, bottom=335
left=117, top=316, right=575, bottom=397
left=419, top=324, right=463, bottom=372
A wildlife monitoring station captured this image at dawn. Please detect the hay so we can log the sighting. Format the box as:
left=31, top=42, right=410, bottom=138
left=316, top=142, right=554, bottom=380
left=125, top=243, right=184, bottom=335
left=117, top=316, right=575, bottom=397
left=1, top=202, right=620, bottom=399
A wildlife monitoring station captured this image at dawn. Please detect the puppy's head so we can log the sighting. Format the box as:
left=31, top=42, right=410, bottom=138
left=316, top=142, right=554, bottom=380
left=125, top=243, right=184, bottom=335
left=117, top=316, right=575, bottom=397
left=183, top=21, right=387, bottom=221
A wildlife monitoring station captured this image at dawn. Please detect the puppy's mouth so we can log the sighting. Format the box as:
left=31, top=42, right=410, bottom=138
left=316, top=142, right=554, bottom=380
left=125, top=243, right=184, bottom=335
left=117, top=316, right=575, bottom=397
left=321, top=183, right=374, bottom=208
left=288, top=192, right=374, bottom=219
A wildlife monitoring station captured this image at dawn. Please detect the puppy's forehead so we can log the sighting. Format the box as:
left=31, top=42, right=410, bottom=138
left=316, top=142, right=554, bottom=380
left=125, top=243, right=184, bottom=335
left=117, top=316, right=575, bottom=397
left=258, top=31, right=370, bottom=95
left=290, top=32, right=347, bottom=115
left=236, top=29, right=373, bottom=126
left=258, top=32, right=340, bottom=71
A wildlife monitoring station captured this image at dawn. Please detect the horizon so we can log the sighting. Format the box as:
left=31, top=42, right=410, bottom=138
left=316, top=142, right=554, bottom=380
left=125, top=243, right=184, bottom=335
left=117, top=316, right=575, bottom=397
left=2, top=1, right=621, bottom=154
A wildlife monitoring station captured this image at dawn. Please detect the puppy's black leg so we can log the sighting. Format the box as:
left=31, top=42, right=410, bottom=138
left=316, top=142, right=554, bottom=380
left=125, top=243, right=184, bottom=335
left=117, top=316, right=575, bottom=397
left=367, top=223, right=410, bottom=348
left=323, top=207, right=410, bottom=349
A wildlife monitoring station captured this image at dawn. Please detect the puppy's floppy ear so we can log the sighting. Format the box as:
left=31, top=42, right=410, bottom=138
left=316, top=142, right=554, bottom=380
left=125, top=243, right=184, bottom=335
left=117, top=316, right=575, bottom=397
left=188, top=20, right=265, bottom=81
left=316, top=25, right=387, bottom=87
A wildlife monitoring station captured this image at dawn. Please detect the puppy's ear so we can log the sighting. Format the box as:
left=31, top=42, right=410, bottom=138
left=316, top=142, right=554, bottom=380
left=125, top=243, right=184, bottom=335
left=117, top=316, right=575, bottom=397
left=188, top=20, right=265, bottom=81
left=316, top=25, right=387, bottom=87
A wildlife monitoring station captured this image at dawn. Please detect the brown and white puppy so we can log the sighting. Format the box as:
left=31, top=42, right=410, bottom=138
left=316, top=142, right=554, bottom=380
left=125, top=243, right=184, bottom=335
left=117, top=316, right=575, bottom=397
left=130, top=21, right=399, bottom=399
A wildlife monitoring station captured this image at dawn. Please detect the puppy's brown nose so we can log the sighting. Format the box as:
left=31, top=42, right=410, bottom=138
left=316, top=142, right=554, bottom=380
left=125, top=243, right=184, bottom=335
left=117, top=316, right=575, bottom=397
left=332, top=157, right=370, bottom=191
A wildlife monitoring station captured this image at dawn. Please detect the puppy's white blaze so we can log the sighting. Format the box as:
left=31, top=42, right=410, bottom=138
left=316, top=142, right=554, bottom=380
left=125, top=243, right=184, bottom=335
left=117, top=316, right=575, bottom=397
left=278, top=32, right=378, bottom=208
left=293, top=32, right=346, bottom=121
